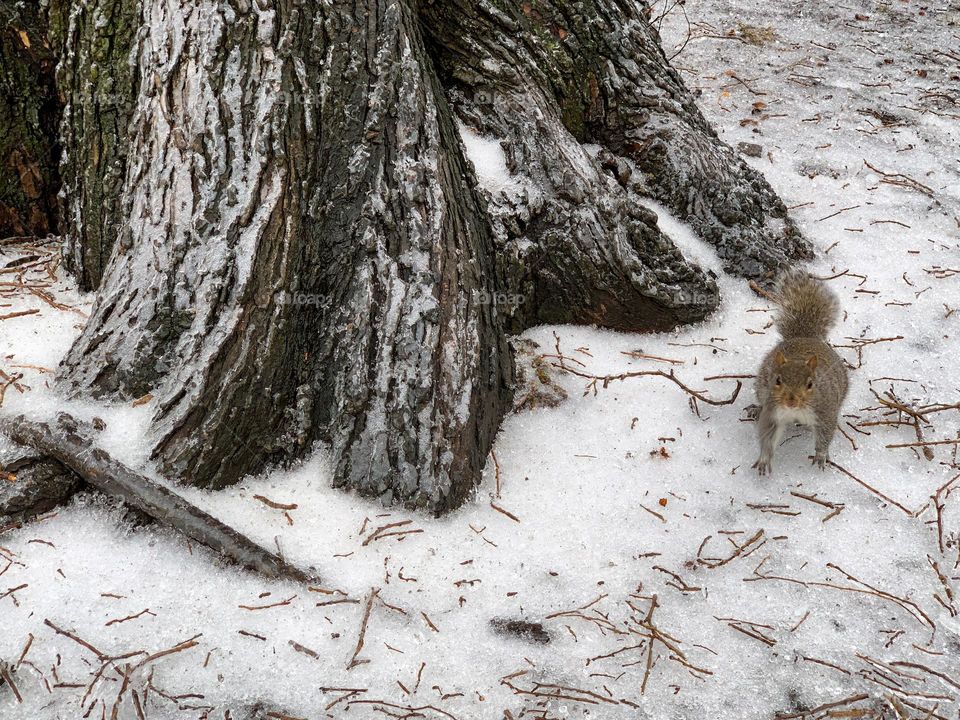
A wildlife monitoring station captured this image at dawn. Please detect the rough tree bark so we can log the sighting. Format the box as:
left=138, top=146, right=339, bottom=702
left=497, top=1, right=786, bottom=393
left=0, top=453, right=81, bottom=528
left=0, top=1, right=59, bottom=237
left=47, top=0, right=140, bottom=289
left=423, top=0, right=720, bottom=334
left=48, top=0, right=811, bottom=514
left=56, top=0, right=515, bottom=513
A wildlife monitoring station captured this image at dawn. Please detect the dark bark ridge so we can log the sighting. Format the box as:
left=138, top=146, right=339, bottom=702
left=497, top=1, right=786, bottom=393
left=0, top=1, right=60, bottom=238
left=53, top=0, right=808, bottom=514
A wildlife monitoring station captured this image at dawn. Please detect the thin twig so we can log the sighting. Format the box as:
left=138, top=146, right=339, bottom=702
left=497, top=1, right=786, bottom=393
left=347, top=588, right=380, bottom=670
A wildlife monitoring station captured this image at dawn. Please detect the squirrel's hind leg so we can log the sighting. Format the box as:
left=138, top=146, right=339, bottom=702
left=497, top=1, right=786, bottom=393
left=752, top=406, right=783, bottom=476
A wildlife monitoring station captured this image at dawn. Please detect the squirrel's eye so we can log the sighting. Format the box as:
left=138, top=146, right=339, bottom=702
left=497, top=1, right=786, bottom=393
left=774, top=376, right=782, bottom=386
left=806, top=379, right=814, bottom=389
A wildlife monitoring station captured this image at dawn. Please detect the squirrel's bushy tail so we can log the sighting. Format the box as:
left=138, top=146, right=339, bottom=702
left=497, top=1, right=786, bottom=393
left=774, top=269, right=840, bottom=340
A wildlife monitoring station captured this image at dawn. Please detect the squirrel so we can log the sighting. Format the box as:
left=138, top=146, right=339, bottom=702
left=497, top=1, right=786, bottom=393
left=751, top=270, right=849, bottom=475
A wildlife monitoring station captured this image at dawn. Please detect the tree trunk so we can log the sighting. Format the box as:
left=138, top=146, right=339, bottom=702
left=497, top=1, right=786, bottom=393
left=0, top=1, right=60, bottom=238
left=56, top=0, right=515, bottom=513
left=422, top=0, right=720, bottom=334
left=51, top=0, right=811, bottom=514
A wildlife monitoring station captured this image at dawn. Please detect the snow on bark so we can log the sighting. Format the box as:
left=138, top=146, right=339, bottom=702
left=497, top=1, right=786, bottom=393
left=423, top=0, right=722, bottom=333
left=59, top=0, right=308, bottom=482
left=421, top=0, right=812, bottom=281
left=595, top=15, right=813, bottom=277
left=449, top=77, right=719, bottom=333
left=301, top=0, right=513, bottom=511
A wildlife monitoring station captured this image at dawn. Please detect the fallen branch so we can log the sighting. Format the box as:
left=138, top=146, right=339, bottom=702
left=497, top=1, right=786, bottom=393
left=748, top=564, right=934, bottom=630
left=0, top=309, right=40, bottom=322
left=827, top=460, right=915, bottom=516
left=886, top=439, right=960, bottom=449
left=931, top=473, right=960, bottom=555
left=698, top=529, right=765, bottom=568
left=864, top=160, right=934, bottom=197
left=362, top=519, right=423, bottom=546
left=0, top=413, right=317, bottom=583
left=551, top=363, right=742, bottom=406
left=790, top=491, right=844, bottom=522
left=345, top=699, right=458, bottom=719
left=872, top=388, right=935, bottom=461
left=0, top=370, right=24, bottom=407
left=0, top=662, right=21, bottom=703
left=834, top=335, right=904, bottom=369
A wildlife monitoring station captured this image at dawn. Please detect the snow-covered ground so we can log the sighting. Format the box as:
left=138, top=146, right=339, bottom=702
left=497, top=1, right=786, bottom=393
left=2, top=0, right=959, bottom=718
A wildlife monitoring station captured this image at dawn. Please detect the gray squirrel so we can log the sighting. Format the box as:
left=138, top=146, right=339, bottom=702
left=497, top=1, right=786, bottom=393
left=752, top=270, right=849, bottom=475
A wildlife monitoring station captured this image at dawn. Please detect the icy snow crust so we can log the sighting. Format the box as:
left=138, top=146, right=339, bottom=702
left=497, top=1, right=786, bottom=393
left=2, top=0, right=960, bottom=717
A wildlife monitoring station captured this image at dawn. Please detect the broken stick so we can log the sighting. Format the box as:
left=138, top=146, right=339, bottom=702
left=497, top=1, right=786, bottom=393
left=0, top=412, right=317, bottom=584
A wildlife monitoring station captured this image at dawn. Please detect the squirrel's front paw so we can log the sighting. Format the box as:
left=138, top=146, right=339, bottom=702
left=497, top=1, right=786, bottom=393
left=812, top=453, right=828, bottom=470
left=752, top=458, right=772, bottom=476
left=744, top=404, right=761, bottom=421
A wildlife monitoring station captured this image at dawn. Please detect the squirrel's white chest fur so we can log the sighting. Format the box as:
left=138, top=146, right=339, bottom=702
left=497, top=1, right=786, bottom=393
left=774, top=405, right=817, bottom=427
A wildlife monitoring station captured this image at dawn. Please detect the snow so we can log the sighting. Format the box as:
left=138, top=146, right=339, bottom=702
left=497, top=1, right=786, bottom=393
left=642, top=198, right=727, bottom=276
left=457, top=122, right=525, bottom=196
left=3, top=0, right=960, bottom=718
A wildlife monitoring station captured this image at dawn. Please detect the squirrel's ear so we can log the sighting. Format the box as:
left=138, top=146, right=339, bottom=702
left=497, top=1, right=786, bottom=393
left=806, top=354, right=819, bottom=371
left=774, top=351, right=787, bottom=367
